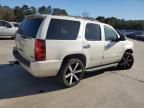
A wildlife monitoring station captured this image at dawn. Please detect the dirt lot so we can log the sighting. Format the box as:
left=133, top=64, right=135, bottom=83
left=0, top=39, right=144, bottom=108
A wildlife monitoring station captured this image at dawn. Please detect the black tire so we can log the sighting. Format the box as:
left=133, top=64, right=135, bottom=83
left=118, top=52, right=134, bottom=69
left=57, top=58, right=84, bottom=87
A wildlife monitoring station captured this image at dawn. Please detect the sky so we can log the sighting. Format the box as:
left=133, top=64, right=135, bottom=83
left=0, top=0, right=144, bottom=20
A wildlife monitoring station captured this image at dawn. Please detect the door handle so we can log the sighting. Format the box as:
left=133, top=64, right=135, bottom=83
left=83, top=44, right=91, bottom=49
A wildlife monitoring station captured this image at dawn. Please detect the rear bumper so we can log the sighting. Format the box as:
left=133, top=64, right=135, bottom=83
left=13, top=48, right=62, bottom=77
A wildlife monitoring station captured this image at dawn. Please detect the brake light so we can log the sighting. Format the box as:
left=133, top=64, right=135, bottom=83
left=35, top=39, right=46, bottom=61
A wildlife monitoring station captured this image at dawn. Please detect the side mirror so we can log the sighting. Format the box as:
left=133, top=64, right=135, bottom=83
left=111, top=38, right=120, bottom=42
left=117, top=37, right=122, bottom=42
left=111, top=36, right=126, bottom=42
left=117, top=31, right=126, bottom=41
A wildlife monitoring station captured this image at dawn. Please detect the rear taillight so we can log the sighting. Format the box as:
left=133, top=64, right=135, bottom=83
left=35, top=39, right=46, bottom=61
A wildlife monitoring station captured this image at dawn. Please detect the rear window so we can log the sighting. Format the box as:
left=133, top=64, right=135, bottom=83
left=46, top=19, right=80, bottom=40
left=17, top=18, right=43, bottom=38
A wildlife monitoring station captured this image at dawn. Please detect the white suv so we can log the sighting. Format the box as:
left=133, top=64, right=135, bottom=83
left=13, top=15, right=134, bottom=87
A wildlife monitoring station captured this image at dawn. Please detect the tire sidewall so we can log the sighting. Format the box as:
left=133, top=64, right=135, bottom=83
left=118, top=52, right=134, bottom=69
left=58, top=58, right=85, bottom=87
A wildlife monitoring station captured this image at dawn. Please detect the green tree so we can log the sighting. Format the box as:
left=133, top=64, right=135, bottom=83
left=14, top=5, right=37, bottom=21
left=96, top=16, right=105, bottom=22
left=105, top=17, right=118, bottom=27
left=21, top=5, right=31, bottom=17
left=0, top=6, right=14, bottom=21
left=30, top=6, right=37, bottom=14
left=47, top=6, right=52, bottom=14
left=14, top=6, right=23, bottom=21
left=38, top=6, right=48, bottom=14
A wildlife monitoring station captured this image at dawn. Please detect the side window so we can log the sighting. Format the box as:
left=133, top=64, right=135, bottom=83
left=85, top=23, right=101, bottom=41
left=104, top=25, right=118, bottom=41
left=46, top=19, right=80, bottom=40
left=1, top=21, right=12, bottom=28
left=5, top=22, right=12, bottom=28
left=0, top=21, right=5, bottom=27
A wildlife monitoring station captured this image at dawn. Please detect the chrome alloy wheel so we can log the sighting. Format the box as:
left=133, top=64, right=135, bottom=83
left=65, top=62, right=83, bottom=85
left=59, top=59, right=84, bottom=87
left=118, top=52, right=134, bottom=69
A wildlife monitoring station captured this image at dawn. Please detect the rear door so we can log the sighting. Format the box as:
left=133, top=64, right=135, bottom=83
left=45, top=18, right=82, bottom=61
left=16, top=17, right=44, bottom=61
left=83, top=22, right=104, bottom=68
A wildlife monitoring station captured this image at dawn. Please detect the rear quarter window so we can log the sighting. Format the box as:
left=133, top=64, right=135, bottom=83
left=18, top=18, right=43, bottom=38
left=46, top=19, right=80, bottom=40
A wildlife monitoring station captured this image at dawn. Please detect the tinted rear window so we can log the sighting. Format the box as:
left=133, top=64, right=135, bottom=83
left=46, top=19, right=80, bottom=40
left=85, top=23, right=101, bottom=41
left=18, top=18, right=43, bottom=38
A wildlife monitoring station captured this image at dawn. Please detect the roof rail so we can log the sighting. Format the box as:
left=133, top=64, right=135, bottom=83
left=25, top=14, right=99, bottom=22
left=72, top=15, right=98, bottom=22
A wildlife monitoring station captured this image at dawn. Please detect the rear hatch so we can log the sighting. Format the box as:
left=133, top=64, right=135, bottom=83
left=16, top=16, right=44, bottom=61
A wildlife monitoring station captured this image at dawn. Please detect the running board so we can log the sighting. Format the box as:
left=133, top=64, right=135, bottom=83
left=86, top=63, right=118, bottom=72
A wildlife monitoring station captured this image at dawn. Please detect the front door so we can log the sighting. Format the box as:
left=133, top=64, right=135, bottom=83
left=102, top=25, right=123, bottom=65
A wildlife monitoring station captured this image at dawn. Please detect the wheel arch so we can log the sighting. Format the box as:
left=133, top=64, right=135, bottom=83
left=61, top=53, right=87, bottom=67
left=125, top=49, right=133, bottom=54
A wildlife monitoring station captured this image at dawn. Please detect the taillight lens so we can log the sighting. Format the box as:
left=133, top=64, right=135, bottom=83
left=35, top=39, right=46, bottom=61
